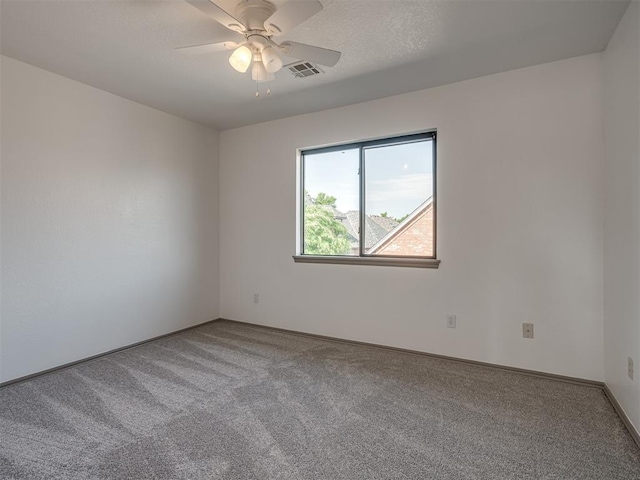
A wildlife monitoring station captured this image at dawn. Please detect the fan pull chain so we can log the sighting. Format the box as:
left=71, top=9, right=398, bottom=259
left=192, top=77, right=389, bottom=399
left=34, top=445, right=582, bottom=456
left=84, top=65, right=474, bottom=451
left=255, top=83, right=272, bottom=98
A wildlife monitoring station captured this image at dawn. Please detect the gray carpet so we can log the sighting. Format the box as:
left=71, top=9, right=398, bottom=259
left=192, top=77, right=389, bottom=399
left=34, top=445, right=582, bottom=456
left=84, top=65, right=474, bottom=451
left=1, top=320, right=639, bottom=479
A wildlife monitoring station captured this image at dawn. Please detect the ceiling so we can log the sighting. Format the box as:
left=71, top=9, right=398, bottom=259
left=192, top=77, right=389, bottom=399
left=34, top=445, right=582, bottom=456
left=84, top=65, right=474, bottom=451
left=0, top=0, right=629, bottom=130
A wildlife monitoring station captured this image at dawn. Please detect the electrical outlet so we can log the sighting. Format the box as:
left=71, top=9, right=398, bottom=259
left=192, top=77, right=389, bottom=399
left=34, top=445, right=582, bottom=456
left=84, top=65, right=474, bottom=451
left=253, top=293, right=260, bottom=304
left=446, top=314, right=456, bottom=329
left=522, top=323, right=534, bottom=339
left=629, top=357, right=634, bottom=381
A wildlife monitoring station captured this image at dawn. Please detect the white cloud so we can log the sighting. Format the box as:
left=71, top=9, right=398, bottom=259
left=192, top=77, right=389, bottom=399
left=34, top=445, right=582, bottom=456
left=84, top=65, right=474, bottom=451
left=366, top=173, right=433, bottom=217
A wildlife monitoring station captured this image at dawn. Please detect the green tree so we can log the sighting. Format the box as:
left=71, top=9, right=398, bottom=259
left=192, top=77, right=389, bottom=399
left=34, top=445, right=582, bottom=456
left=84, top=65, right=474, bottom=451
left=304, top=194, right=351, bottom=255
left=315, top=192, right=337, bottom=206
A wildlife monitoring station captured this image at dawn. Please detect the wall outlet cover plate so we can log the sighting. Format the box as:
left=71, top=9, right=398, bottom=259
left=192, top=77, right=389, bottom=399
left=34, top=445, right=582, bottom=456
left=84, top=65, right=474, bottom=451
left=446, top=314, right=456, bottom=328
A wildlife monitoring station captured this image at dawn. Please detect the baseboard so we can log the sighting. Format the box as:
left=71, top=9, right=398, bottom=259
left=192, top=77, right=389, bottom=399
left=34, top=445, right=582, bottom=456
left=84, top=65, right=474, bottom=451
left=220, top=318, right=603, bottom=389
left=603, top=384, right=640, bottom=449
left=0, top=318, right=222, bottom=388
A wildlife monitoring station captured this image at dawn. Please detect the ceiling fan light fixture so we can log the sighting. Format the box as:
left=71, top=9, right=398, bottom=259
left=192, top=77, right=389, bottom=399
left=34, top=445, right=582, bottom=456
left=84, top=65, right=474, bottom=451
left=229, top=45, right=252, bottom=73
left=182, top=0, right=340, bottom=94
left=261, top=45, right=283, bottom=73
left=251, top=54, right=275, bottom=82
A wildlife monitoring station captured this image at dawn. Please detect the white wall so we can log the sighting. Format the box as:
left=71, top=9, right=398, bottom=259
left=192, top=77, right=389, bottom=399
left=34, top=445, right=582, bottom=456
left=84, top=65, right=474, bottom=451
left=0, top=56, right=220, bottom=383
left=604, top=2, right=640, bottom=432
left=220, top=54, right=605, bottom=381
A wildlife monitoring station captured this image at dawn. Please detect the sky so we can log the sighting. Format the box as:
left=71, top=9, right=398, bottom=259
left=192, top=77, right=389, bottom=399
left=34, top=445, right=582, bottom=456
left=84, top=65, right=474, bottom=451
left=304, top=140, right=433, bottom=219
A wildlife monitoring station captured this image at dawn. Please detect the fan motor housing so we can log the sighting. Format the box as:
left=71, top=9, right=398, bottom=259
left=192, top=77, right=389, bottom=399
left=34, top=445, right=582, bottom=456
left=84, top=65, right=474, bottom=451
left=234, top=0, right=276, bottom=31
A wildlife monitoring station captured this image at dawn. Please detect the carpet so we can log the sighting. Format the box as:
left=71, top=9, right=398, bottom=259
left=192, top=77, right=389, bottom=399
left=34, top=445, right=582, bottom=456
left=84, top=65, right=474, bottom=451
left=1, top=320, right=639, bottom=479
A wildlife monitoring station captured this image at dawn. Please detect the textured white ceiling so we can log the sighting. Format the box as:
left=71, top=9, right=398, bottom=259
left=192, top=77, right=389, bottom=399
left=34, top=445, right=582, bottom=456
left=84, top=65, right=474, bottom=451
left=0, top=0, right=629, bottom=130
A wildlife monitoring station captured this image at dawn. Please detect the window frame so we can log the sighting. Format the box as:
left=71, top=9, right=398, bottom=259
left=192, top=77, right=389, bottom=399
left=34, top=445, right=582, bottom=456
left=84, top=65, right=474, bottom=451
left=294, top=131, right=440, bottom=269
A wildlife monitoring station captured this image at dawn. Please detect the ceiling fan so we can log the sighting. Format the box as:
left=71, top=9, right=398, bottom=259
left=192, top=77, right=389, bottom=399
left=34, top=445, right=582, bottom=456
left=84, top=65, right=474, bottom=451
left=179, top=0, right=341, bottom=90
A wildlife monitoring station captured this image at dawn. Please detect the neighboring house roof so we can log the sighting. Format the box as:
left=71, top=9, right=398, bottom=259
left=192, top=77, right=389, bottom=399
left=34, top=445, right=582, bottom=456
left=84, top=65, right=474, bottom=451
left=368, top=197, right=434, bottom=254
left=341, top=210, right=359, bottom=243
left=340, top=210, right=398, bottom=249
left=307, top=194, right=407, bottom=250
left=370, top=215, right=399, bottom=233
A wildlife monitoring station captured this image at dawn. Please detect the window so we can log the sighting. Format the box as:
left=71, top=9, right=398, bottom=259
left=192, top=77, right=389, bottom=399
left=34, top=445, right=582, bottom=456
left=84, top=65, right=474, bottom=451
left=295, top=132, right=439, bottom=268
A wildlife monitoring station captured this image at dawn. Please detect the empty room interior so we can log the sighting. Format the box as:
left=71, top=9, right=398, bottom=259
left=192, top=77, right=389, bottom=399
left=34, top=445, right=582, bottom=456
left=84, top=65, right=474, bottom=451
left=1, top=0, right=639, bottom=478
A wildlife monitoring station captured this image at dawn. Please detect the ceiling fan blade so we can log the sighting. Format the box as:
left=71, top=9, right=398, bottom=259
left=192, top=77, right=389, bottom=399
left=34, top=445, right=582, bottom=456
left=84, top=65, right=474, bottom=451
left=176, top=41, right=239, bottom=55
left=280, top=41, right=341, bottom=67
left=185, top=0, right=246, bottom=33
left=264, top=0, right=323, bottom=36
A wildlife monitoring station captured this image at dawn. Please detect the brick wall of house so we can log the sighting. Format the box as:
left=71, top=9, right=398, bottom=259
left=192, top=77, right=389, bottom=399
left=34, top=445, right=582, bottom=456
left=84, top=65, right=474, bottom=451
left=373, top=205, right=434, bottom=256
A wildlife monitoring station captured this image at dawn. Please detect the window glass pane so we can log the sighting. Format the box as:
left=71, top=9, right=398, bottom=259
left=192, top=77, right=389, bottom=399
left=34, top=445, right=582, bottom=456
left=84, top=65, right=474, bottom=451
left=363, top=139, right=434, bottom=257
left=303, top=148, right=359, bottom=256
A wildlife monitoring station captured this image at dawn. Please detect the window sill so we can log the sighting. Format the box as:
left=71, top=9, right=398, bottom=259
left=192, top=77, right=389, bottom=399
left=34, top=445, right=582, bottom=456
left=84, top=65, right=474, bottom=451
left=292, top=255, right=440, bottom=269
